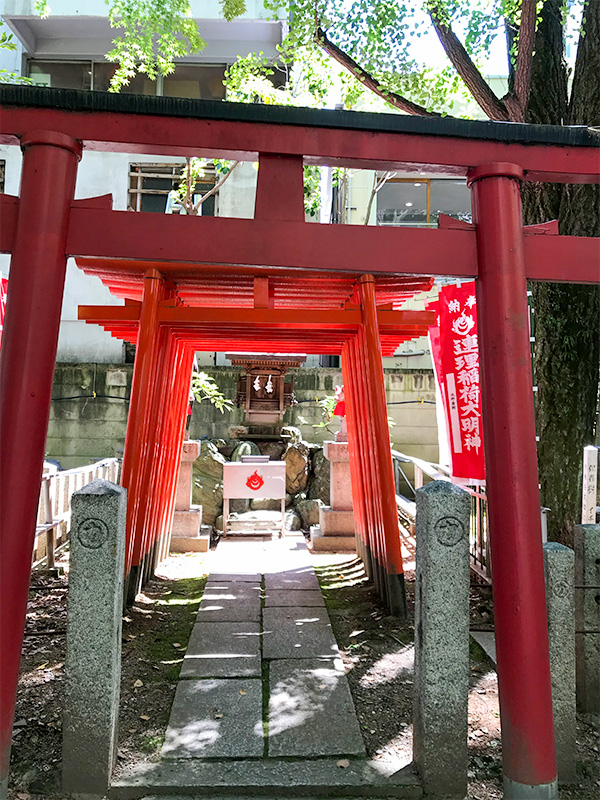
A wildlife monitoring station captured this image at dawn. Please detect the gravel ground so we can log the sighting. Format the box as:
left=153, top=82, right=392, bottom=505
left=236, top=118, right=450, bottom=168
left=7, top=546, right=600, bottom=800
left=314, top=553, right=600, bottom=800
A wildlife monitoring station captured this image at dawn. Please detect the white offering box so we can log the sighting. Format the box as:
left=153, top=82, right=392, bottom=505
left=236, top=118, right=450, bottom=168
left=222, top=458, right=286, bottom=537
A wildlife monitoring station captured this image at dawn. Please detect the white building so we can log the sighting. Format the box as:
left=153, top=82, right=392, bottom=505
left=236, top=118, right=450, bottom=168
left=1, top=1, right=477, bottom=373
left=0, top=0, right=285, bottom=363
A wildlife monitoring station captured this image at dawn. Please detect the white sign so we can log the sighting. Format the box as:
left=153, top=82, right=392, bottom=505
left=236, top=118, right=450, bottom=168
left=223, top=461, right=286, bottom=500
left=582, top=445, right=598, bottom=524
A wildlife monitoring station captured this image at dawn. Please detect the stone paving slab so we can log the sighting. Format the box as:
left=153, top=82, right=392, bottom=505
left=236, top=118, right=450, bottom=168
left=162, top=679, right=263, bottom=759
left=114, top=760, right=423, bottom=798
left=180, top=622, right=261, bottom=679
left=263, top=606, right=331, bottom=627
left=263, top=620, right=338, bottom=660
left=268, top=659, right=365, bottom=758
left=202, top=580, right=262, bottom=593
left=197, top=585, right=261, bottom=623
left=264, top=570, right=320, bottom=591
left=207, top=572, right=262, bottom=583
left=264, top=589, right=325, bottom=608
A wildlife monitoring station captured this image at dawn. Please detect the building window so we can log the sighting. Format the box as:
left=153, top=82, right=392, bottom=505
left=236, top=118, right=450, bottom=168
left=28, top=60, right=226, bottom=100
left=29, top=60, right=92, bottom=90
left=319, top=355, right=340, bottom=368
left=124, top=341, right=136, bottom=364
left=377, top=177, right=471, bottom=227
left=128, top=163, right=217, bottom=215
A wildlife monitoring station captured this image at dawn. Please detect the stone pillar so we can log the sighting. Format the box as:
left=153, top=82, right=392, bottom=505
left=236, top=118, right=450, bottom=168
left=310, top=441, right=356, bottom=552
left=574, top=524, right=600, bottom=722
left=62, top=479, right=126, bottom=795
left=413, top=481, right=471, bottom=798
left=170, top=440, right=209, bottom=552
left=543, top=542, right=576, bottom=784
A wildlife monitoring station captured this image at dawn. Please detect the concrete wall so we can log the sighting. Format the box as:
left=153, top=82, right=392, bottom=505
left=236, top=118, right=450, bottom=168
left=47, top=364, right=133, bottom=469
left=47, top=364, right=438, bottom=469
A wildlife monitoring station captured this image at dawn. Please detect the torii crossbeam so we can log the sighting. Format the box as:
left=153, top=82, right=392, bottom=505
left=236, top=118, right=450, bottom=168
left=0, top=85, right=598, bottom=798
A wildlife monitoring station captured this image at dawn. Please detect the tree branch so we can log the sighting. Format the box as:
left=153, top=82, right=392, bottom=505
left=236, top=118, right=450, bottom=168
left=504, top=0, right=537, bottom=121
left=364, top=171, right=395, bottom=225
left=426, top=2, right=509, bottom=121
left=315, top=27, right=442, bottom=118
left=192, top=160, right=240, bottom=214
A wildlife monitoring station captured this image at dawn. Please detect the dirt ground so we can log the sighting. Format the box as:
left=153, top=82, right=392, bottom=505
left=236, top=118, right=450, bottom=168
left=7, top=545, right=600, bottom=799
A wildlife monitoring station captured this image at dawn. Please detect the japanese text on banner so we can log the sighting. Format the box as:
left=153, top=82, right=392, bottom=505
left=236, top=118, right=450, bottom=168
left=437, top=282, right=485, bottom=483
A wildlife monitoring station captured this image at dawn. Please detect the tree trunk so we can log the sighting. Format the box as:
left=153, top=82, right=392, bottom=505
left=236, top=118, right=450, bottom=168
left=523, top=0, right=600, bottom=546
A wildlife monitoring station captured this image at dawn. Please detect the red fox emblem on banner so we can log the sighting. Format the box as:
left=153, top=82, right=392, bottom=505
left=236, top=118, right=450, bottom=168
left=246, top=470, right=264, bottom=491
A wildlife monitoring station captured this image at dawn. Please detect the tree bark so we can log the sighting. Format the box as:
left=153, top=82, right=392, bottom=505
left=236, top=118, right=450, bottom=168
left=524, top=0, right=600, bottom=547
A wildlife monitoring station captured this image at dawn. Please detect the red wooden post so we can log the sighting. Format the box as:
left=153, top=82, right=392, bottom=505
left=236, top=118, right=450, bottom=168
left=121, top=269, right=165, bottom=600
left=358, top=276, right=406, bottom=617
left=356, top=329, right=385, bottom=597
left=469, top=163, right=558, bottom=797
left=342, top=339, right=369, bottom=575
left=148, top=333, right=178, bottom=570
left=158, top=345, right=194, bottom=562
left=148, top=337, right=191, bottom=570
left=0, top=131, right=81, bottom=788
left=352, top=335, right=380, bottom=587
left=133, top=321, right=172, bottom=590
left=138, top=326, right=170, bottom=582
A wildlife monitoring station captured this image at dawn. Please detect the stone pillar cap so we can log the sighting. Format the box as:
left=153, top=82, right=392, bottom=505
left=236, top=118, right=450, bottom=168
left=74, top=478, right=124, bottom=497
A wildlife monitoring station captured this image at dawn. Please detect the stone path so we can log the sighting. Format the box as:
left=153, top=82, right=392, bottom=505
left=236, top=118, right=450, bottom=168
left=161, top=535, right=364, bottom=760
left=114, top=535, right=423, bottom=798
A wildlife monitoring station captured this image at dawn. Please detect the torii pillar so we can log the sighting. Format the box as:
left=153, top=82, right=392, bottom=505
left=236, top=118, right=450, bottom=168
left=0, top=131, right=81, bottom=792
left=469, top=163, right=557, bottom=797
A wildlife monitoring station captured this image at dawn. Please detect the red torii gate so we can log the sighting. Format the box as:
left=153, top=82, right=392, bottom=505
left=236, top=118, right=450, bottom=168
left=0, top=86, right=598, bottom=797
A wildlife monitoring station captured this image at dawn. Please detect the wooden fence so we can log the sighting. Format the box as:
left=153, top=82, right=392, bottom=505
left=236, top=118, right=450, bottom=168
left=33, top=458, right=120, bottom=569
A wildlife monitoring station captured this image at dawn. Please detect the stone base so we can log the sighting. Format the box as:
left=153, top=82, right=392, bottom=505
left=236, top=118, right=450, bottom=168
left=319, top=506, right=355, bottom=536
left=170, top=506, right=208, bottom=552
left=171, top=507, right=202, bottom=538
left=170, top=531, right=210, bottom=553
left=309, top=526, right=357, bottom=553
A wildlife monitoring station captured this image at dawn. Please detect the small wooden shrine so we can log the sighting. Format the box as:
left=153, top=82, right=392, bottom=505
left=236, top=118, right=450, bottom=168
left=228, top=354, right=306, bottom=425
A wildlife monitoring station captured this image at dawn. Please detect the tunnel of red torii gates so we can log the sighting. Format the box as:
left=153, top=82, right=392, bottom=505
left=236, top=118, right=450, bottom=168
left=76, top=258, right=435, bottom=610
left=0, top=85, right=598, bottom=795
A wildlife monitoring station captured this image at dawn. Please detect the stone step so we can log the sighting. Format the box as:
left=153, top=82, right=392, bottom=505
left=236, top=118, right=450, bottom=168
left=112, top=759, right=423, bottom=799
left=170, top=534, right=210, bottom=553
left=141, top=796, right=413, bottom=800
left=309, top=528, right=357, bottom=553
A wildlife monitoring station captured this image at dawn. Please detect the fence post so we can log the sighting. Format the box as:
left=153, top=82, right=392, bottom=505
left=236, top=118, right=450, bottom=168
left=413, top=480, right=471, bottom=798
left=543, top=542, right=576, bottom=784
left=574, top=524, right=600, bottom=722
left=62, top=479, right=126, bottom=794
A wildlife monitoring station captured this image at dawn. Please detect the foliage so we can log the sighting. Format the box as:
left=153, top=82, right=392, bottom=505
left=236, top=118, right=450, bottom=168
left=105, top=1, right=206, bottom=91
left=190, top=371, right=234, bottom=413
left=225, top=47, right=365, bottom=215
left=0, top=20, right=33, bottom=84
left=313, top=394, right=395, bottom=431
left=171, top=158, right=238, bottom=215
left=313, top=394, right=338, bottom=433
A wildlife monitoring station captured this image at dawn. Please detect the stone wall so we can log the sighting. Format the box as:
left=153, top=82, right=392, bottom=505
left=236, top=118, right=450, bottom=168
left=47, top=364, right=438, bottom=470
